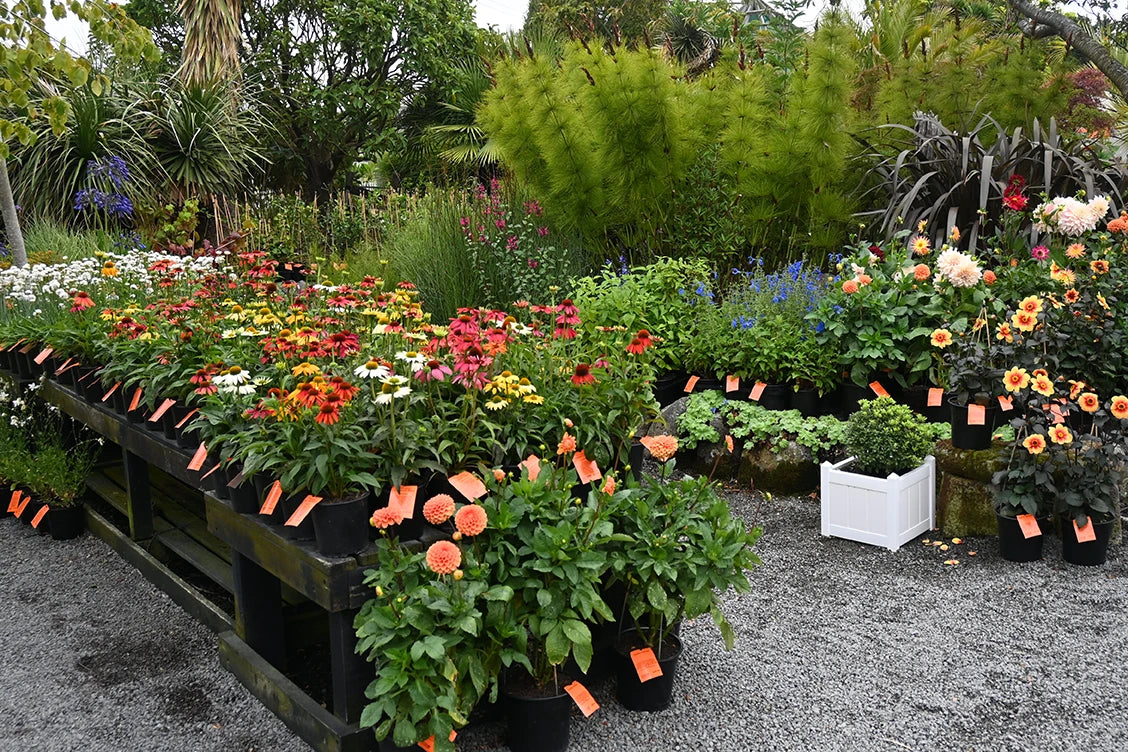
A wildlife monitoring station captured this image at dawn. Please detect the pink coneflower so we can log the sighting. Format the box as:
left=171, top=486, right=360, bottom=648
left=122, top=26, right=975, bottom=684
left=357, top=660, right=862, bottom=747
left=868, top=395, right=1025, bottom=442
left=416, top=359, right=452, bottom=383
left=556, top=299, right=581, bottom=325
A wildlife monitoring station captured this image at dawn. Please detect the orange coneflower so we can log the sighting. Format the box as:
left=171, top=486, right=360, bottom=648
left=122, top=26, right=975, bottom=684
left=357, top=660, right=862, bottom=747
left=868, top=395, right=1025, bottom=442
left=571, top=363, right=596, bottom=386
left=315, top=402, right=340, bottom=425
left=290, top=381, right=325, bottom=408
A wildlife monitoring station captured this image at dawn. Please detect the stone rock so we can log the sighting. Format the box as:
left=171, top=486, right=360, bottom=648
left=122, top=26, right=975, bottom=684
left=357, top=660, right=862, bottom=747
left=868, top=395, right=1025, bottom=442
left=937, top=471, right=998, bottom=537
left=644, top=396, right=690, bottom=438
left=738, top=441, right=819, bottom=495
left=933, top=439, right=1005, bottom=484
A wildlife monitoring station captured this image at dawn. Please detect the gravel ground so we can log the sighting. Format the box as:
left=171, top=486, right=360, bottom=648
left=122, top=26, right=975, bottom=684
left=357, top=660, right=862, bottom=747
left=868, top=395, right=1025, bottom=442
left=4, top=487, right=1127, bottom=752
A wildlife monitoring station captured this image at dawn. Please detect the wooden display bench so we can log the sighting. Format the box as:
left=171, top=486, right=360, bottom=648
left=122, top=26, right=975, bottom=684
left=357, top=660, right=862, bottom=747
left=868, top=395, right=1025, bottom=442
left=36, top=379, right=384, bottom=752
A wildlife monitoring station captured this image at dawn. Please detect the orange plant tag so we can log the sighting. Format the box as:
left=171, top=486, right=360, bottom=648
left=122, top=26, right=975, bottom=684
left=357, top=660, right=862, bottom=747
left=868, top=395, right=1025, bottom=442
left=927, top=388, right=944, bottom=407
left=149, top=398, right=176, bottom=422
left=521, top=454, right=541, bottom=482
left=187, top=442, right=208, bottom=471
left=564, top=681, right=600, bottom=717
left=683, top=375, right=699, bottom=393
left=128, top=387, right=143, bottom=412
left=869, top=381, right=890, bottom=398
left=285, top=495, right=322, bottom=527
left=448, top=471, right=487, bottom=500
left=175, top=408, right=200, bottom=429
left=33, top=347, right=54, bottom=365
left=1050, top=404, right=1065, bottom=424
left=31, top=505, right=49, bottom=528
left=573, top=450, right=602, bottom=484
left=101, top=382, right=121, bottom=402
left=55, top=357, right=74, bottom=375
left=725, top=375, right=739, bottom=393
left=200, top=462, right=223, bottom=481
left=388, top=485, right=418, bottom=519
left=8, top=489, right=22, bottom=513
left=7, top=338, right=25, bottom=351
left=1073, top=517, right=1097, bottom=543
left=260, top=480, right=283, bottom=515
left=15, top=497, right=31, bottom=518
left=967, top=404, right=986, bottom=426
left=749, top=381, right=767, bottom=401
left=416, top=732, right=456, bottom=752
left=77, top=368, right=101, bottom=384
left=630, top=647, right=663, bottom=682
left=998, top=396, right=1014, bottom=412
left=1016, top=513, right=1041, bottom=539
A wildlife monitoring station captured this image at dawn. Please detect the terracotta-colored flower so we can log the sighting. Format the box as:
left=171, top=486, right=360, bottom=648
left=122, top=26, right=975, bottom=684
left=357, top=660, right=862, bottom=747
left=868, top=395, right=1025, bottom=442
left=556, top=432, right=577, bottom=455
left=1011, top=311, right=1037, bottom=333
left=1033, top=368, right=1049, bottom=379
left=1064, top=289, right=1080, bottom=304
left=370, top=507, right=403, bottom=529
left=315, top=402, right=340, bottom=425
left=1066, top=243, right=1086, bottom=259
left=857, top=274, right=873, bottom=286
left=601, top=475, right=616, bottom=495
left=636, top=330, right=653, bottom=348
left=70, top=291, right=96, bottom=311
left=1023, top=435, right=1046, bottom=455
left=930, top=329, right=953, bottom=348
left=1069, top=380, right=1087, bottom=400
left=842, top=280, right=858, bottom=294
left=426, top=540, right=462, bottom=574
left=640, top=434, right=679, bottom=462
left=454, top=504, right=487, bottom=537
left=1110, top=395, right=1128, bottom=420
left=1048, top=425, right=1073, bottom=445
left=996, top=323, right=1013, bottom=343
left=1031, top=376, right=1054, bottom=397
left=1078, top=392, right=1100, bottom=413
left=423, top=494, right=455, bottom=525
left=1090, top=259, right=1110, bottom=274
left=911, top=263, right=930, bottom=281
left=910, top=236, right=931, bottom=256
left=1003, top=367, right=1030, bottom=393
left=571, top=363, right=596, bottom=386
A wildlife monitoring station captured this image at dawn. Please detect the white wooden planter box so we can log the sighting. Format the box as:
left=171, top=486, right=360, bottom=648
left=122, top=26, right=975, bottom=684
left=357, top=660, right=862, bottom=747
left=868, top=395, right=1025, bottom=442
left=820, top=455, right=936, bottom=552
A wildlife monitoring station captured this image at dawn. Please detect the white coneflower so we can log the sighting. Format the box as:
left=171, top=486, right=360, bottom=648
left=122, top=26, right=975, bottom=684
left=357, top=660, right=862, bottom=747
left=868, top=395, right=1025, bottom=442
left=213, top=366, right=251, bottom=387
left=375, top=375, right=412, bottom=404
left=394, top=350, right=426, bottom=372
left=354, top=360, right=391, bottom=380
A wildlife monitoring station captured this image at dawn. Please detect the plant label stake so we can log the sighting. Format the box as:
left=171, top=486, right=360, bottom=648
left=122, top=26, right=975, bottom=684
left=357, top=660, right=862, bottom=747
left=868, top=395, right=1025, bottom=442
left=630, top=647, right=663, bottom=682
left=175, top=408, right=199, bottom=429
left=927, top=388, right=944, bottom=407
left=521, top=454, right=541, bottom=482
left=101, top=382, right=121, bottom=402
left=55, top=357, right=74, bottom=375
left=260, top=481, right=283, bottom=515
left=868, top=381, right=890, bottom=398
left=8, top=489, right=22, bottom=513
left=201, top=462, right=223, bottom=481
left=564, top=681, right=600, bottom=717
left=128, top=387, right=143, bottom=412
left=388, top=486, right=418, bottom=519
left=149, top=398, right=176, bottom=422
left=31, top=505, right=49, bottom=528
left=1016, top=514, right=1041, bottom=539
left=998, top=396, right=1014, bottom=412
left=14, top=497, right=31, bottom=518
left=187, top=442, right=208, bottom=471
left=967, top=404, right=986, bottom=426
left=749, top=381, right=766, bottom=401
left=725, top=375, right=739, bottom=393
left=1074, top=517, right=1097, bottom=543
left=285, top=495, right=322, bottom=526
left=573, top=450, right=602, bottom=484
left=448, top=472, right=486, bottom=500
left=683, top=375, right=699, bottom=393
left=33, top=347, right=53, bottom=365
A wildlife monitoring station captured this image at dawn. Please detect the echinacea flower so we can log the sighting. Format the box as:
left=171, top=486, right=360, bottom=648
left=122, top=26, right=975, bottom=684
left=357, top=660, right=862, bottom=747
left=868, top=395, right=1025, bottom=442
left=1023, top=435, right=1046, bottom=455
left=1003, top=367, right=1030, bottom=393
left=426, top=540, right=461, bottom=574
left=640, top=434, right=679, bottom=462
left=70, top=291, right=95, bottom=311
left=375, top=375, right=411, bottom=404
left=1031, top=376, right=1054, bottom=397
left=423, top=494, right=455, bottom=525
left=213, top=365, right=250, bottom=387
left=370, top=507, right=403, bottom=529
left=454, top=504, right=487, bottom=537
left=1048, top=425, right=1073, bottom=445
left=571, top=363, right=596, bottom=386
left=484, top=395, right=509, bottom=411
left=930, top=329, right=953, bottom=348
left=292, top=362, right=321, bottom=377
left=290, top=381, right=325, bottom=408
left=556, top=432, right=577, bottom=455
left=1079, top=392, right=1100, bottom=413
left=1110, top=395, right=1128, bottom=420
left=394, top=350, right=426, bottom=372
left=416, top=359, right=452, bottom=383
left=315, top=402, right=340, bottom=425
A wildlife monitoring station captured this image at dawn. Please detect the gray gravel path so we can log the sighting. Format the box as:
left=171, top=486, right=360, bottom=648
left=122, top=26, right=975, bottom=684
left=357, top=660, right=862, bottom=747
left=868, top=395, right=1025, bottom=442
left=4, top=487, right=1127, bottom=752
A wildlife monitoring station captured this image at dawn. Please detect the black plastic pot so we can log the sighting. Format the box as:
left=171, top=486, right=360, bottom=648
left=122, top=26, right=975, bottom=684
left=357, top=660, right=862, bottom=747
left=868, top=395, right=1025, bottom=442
left=1061, top=515, right=1113, bottom=567
left=996, top=513, right=1050, bottom=562
left=949, top=399, right=998, bottom=450
left=229, top=472, right=259, bottom=514
left=210, top=461, right=232, bottom=501
left=651, top=370, right=690, bottom=408
left=312, top=493, right=370, bottom=557
left=614, top=630, right=682, bottom=712
left=629, top=440, right=643, bottom=484
left=48, top=505, right=85, bottom=540
left=252, top=475, right=287, bottom=525
left=504, top=681, right=572, bottom=752
left=280, top=492, right=316, bottom=541
left=369, top=479, right=424, bottom=542
left=377, top=737, right=418, bottom=752
left=755, top=383, right=790, bottom=411
left=903, top=385, right=950, bottom=423
left=837, top=381, right=871, bottom=417
left=788, top=387, right=821, bottom=417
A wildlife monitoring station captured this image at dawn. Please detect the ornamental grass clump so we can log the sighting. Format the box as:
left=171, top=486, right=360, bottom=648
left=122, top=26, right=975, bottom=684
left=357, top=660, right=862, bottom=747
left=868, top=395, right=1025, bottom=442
left=843, top=396, right=934, bottom=477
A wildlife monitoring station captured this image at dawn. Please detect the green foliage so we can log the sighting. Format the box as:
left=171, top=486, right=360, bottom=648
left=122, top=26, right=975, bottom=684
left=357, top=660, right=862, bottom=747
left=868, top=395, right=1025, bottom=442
left=21, top=218, right=107, bottom=260
left=844, top=396, right=934, bottom=477
left=31, top=434, right=99, bottom=508
left=675, top=390, right=726, bottom=449
left=135, top=197, right=200, bottom=250
left=525, top=0, right=666, bottom=42
left=724, top=402, right=850, bottom=461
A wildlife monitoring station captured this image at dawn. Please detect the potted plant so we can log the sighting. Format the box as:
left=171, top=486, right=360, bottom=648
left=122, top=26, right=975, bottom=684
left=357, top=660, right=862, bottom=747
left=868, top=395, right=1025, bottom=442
left=820, top=396, right=937, bottom=550
left=32, top=434, right=99, bottom=540
left=989, top=395, right=1056, bottom=562
left=607, top=443, right=762, bottom=711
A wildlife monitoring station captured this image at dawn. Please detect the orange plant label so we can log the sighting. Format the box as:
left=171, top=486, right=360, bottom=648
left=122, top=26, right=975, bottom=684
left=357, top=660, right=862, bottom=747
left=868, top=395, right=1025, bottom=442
left=149, top=398, right=176, bottom=422
left=33, top=347, right=54, bottom=365
left=8, top=489, right=22, bottom=513
left=564, top=681, right=600, bottom=717
left=77, top=368, right=101, bottom=384
left=967, top=404, right=986, bottom=426
left=573, top=450, right=602, bottom=484
left=55, top=357, right=74, bottom=375
left=260, top=480, right=283, bottom=515
left=187, top=442, right=208, bottom=471
left=725, top=375, right=739, bottom=393
left=200, top=462, right=223, bottom=481
left=521, top=454, right=541, bottom=482
left=630, top=647, right=663, bottom=682
left=749, top=381, right=767, bottom=401
left=869, top=381, right=890, bottom=398
left=416, top=732, right=456, bottom=752
left=998, top=396, right=1014, bottom=412
left=927, top=388, right=944, bottom=407
left=175, top=408, right=199, bottom=429
left=1016, top=513, right=1041, bottom=539
left=7, top=338, right=25, bottom=351
left=226, top=470, right=246, bottom=489
left=15, top=497, right=31, bottom=518
left=18, top=342, right=34, bottom=354
left=1073, top=517, right=1097, bottom=543
left=101, top=382, right=121, bottom=402
left=1050, top=404, right=1065, bottom=424
left=285, top=495, right=323, bottom=527
left=31, top=505, right=49, bottom=528
left=448, top=471, right=486, bottom=500
left=388, top=485, right=418, bottom=519
left=683, top=375, right=699, bottom=393
left=128, top=387, right=143, bottom=412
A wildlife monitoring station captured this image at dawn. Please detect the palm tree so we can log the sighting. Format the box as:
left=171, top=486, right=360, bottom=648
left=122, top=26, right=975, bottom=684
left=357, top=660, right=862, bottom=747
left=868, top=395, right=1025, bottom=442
left=175, top=0, right=241, bottom=86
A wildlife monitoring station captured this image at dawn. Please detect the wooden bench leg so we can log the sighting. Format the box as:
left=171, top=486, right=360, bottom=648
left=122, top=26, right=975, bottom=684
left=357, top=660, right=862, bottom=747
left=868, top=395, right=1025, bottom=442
left=328, top=608, right=370, bottom=724
left=232, top=551, right=286, bottom=671
left=122, top=449, right=153, bottom=540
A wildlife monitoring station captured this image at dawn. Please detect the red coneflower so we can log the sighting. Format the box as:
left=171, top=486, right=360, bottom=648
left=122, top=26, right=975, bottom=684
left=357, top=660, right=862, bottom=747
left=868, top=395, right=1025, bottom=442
left=555, top=299, right=581, bottom=325
left=316, top=402, right=340, bottom=425
left=328, top=376, right=359, bottom=402
left=70, top=291, right=95, bottom=312
left=571, top=363, right=596, bottom=386
left=291, top=382, right=325, bottom=408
